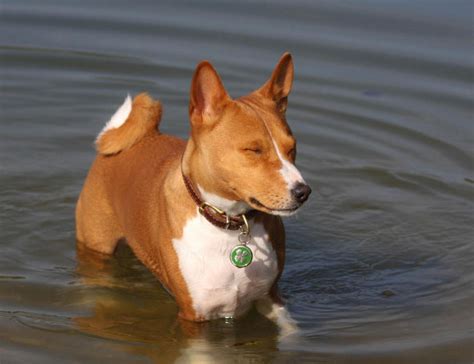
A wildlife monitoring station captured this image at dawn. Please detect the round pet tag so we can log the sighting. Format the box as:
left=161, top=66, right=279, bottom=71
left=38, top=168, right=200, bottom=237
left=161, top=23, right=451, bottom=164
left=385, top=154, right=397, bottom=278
left=230, top=245, right=253, bottom=268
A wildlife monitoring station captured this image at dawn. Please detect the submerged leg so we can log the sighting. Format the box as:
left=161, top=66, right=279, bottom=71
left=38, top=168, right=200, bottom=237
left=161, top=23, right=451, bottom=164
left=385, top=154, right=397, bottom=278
left=75, top=179, right=122, bottom=255
left=256, top=295, right=299, bottom=338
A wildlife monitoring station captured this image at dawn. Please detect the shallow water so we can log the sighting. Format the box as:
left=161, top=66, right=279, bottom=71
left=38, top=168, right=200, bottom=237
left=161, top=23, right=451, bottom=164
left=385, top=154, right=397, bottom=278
left=1, top=0, right=473, bottom=363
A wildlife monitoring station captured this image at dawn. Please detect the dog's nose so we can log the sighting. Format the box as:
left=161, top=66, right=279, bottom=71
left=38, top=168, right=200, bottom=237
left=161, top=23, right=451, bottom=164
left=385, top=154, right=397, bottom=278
left=291, top=183, right=312, bottom=204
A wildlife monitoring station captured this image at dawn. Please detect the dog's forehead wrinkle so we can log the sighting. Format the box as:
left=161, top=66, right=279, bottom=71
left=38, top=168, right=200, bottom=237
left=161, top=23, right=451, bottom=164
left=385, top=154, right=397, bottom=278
left=237, top=100, right=286, bottom=152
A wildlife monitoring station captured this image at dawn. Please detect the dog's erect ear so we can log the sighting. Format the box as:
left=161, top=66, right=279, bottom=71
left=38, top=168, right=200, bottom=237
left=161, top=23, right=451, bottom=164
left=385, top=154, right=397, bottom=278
left=258, top=52, right=294, bottom=105
left=189, top=61, right=230, bottom=125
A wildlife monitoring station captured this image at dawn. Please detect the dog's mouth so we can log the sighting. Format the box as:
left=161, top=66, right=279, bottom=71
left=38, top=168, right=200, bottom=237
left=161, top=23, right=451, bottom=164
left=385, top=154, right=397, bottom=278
left=248, top=197, right=300, bottom=216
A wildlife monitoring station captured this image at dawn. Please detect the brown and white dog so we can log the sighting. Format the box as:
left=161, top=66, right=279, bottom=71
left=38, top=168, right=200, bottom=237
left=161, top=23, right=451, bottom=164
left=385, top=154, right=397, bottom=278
left=76, top=53, right=311, bottom=334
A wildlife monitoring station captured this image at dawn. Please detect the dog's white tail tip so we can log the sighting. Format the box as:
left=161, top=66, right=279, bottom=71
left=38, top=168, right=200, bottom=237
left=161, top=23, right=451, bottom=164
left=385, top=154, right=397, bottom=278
left=96, top=94, right=132, bottom=141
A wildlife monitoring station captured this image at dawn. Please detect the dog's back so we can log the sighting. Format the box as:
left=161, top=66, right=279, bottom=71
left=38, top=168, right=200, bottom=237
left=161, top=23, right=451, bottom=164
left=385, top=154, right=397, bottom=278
left=76, top=93, right=185, bottom=254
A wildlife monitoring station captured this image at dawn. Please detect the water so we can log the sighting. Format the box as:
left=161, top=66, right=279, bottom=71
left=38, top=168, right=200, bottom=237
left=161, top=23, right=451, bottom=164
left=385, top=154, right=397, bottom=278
left=1, top=0, right=473, bottom=362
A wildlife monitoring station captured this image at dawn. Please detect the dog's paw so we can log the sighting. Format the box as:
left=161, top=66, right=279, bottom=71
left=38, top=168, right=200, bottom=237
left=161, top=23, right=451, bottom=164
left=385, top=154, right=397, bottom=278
left=277, top=319, right=300, bottom=340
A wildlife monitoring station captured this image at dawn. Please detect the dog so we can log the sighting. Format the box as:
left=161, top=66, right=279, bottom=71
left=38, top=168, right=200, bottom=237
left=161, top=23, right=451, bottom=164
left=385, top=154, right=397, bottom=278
left=76, top=52, right=311, bottom=334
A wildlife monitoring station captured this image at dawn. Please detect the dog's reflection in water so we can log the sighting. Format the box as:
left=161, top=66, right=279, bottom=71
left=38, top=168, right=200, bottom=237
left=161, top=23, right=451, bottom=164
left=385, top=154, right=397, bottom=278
left=74, top=242, right=279, bottom=363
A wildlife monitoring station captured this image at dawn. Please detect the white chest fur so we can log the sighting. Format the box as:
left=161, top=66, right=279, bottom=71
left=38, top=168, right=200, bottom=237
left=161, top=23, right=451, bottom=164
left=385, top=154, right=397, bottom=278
left=172, top=210, right=279, bottom=320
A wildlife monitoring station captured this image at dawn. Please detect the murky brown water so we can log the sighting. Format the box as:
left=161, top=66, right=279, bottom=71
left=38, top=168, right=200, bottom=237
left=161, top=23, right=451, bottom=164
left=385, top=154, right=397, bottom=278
left=1, top=0, right=473, bottom=363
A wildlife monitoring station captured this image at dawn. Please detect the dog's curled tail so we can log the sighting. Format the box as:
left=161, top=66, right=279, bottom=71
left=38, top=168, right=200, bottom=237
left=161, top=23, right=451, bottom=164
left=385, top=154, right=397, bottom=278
left=95, top=93, right=162, bottom=155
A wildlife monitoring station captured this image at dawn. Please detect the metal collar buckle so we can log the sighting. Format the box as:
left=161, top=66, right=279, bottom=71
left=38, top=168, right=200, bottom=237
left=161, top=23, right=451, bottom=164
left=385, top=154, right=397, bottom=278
left=199, top=202, right=231, bottom=229
left=198, top=201, right=248, bottom=231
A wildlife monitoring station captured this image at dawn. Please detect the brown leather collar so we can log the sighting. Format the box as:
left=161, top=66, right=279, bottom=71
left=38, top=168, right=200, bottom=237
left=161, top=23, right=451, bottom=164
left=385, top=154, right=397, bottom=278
left=181, top=172, right=256, bottom=230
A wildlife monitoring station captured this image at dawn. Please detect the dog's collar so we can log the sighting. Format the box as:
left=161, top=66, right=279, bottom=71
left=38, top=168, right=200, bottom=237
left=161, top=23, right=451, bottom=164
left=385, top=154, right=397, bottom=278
left=181, top=171, right=256, bottom=231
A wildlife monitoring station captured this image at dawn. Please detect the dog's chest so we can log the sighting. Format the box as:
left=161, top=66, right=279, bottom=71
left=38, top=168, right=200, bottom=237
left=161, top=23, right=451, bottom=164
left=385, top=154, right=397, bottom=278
left=172, top=213, right=279, bottom=320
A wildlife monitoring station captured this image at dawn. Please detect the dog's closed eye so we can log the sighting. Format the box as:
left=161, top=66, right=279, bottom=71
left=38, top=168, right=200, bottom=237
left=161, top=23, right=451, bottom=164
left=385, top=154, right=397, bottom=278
left=243, top=147, right=263, bottom=155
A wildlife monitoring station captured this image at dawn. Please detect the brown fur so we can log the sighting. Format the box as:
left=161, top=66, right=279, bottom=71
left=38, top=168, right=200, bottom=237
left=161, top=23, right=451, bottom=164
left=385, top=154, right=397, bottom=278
left=77, top=53, right=301, bottom=320
left=96, top=93, right=162, bottom=155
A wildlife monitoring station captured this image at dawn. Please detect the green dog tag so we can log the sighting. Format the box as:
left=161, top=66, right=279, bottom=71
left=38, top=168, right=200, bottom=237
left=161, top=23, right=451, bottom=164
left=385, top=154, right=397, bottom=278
left=230, top=245, right=253, bottom=268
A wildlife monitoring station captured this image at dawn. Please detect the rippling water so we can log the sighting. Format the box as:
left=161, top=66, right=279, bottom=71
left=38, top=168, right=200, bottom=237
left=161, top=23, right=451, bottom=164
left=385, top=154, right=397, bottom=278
left=1, top=1, right=473, bottom=363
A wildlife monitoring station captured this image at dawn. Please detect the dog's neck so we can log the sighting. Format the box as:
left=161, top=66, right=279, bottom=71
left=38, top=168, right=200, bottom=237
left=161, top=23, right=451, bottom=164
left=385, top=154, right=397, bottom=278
left=197, top=186, right=251, bottom=215
left=181, top=139, right=252, bottom=216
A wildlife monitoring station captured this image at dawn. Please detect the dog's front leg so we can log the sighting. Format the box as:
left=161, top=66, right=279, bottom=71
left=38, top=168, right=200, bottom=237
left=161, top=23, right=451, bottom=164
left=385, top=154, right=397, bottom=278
left=256, top=295, right=299, bottom=339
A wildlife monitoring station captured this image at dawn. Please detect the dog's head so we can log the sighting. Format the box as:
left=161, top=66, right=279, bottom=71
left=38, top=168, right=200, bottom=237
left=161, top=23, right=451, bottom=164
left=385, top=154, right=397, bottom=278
left=186, top=53, right=311, bottom=216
